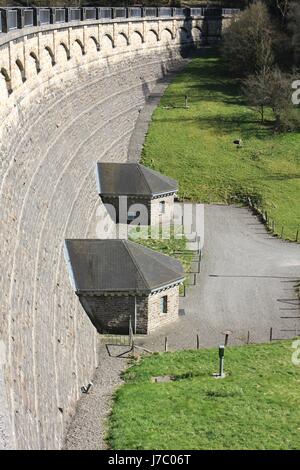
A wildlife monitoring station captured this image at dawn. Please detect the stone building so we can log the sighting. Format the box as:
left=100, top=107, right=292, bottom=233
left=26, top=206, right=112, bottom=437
left=96, top=162, right=178, bottom=226
left=64, top=239, right=184, bottom=334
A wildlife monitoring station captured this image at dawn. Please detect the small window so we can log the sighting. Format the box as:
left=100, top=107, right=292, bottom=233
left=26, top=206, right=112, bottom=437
left=160, top=296, right=168, bottom=314
left=159, top=201, right=166, bottom=214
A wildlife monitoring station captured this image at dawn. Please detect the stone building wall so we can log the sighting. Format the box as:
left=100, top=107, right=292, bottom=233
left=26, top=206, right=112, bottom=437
left=150, top=194, right=176, bottom=226
left=78, top=287, right=180, bottom=335
left=147, top=285, right=180, bottom=332
left=79, top=295, right=136, bottom=334
left=79, top=294, right=149, bottom=334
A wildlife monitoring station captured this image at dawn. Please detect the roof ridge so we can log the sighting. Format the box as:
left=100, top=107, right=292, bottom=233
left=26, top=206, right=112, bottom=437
left=137, top=163, right=152, bottom=194
left=122, top=240, right=150, bottom=290
left=129, top=241, right=184, bottom=278
left=139, top=164, right=177, bottom=189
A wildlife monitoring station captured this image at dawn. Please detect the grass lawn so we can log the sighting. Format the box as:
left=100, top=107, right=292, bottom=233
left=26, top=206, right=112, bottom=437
left=141, top=50, right=300, bottom=241
left=108, top=340, right=300, bottom=450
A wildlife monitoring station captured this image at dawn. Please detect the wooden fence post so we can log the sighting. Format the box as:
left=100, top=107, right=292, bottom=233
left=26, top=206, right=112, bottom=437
left=247, top=331, right=250, bottom=344
left=270, top=327, right=273, bottom=342
left=164, top=337, right=168, bottom=352
left=196, top=334, right=200, bottom=350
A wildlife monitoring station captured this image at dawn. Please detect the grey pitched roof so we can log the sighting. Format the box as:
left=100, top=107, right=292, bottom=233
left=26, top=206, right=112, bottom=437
left=65, top=239, right=184, bottom=294
left=96, top=162, right=178, bottom=197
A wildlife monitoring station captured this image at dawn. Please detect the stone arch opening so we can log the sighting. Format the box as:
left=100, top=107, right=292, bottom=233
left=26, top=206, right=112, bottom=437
left=191, top=26, right=203, bottom=44
left=89, top=35, right=100, bottom=52
left=59, top=42, right=71, bottom=61
left=177, top=27, right=190, bottom=44
left=29, top=52, right=41, bottom=74
left=0, top=67, right=12, bottom=95
left=102, top=34, right=114, bottom=52
left=145, top=29, right=159, bottom=46
left=131, top=30, right=144, bottom=44
left=117, top=32, right=129, bottom=47
left=74, top=39, right=85, bottom=55
left=16, top=59, right=26, bottom=83
left=45, top=46, right=55, bottom=66
left=161, top=28, right=174, bottom=43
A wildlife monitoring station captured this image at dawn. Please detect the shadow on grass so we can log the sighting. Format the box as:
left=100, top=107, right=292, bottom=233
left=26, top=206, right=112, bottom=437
left=154, top=112, right=274, bottom=140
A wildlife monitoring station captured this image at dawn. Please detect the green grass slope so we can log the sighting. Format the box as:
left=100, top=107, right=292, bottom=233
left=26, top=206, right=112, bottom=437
left=142, top=51, right=300, bottom=240
left=108, top=340, right=300, bottom=450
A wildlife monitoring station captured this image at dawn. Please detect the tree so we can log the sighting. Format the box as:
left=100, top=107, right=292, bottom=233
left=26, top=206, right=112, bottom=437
left=288, top=1, right=300, bottom=65
left=242, top=70, right=271, bottom=123
left=223, top=1, right=275, bottom=76
left=243, top=67, right=300, bottom=131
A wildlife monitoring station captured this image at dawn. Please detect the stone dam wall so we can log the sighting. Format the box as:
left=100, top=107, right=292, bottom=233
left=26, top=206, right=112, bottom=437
left=0, top=14, right=232, bottom=449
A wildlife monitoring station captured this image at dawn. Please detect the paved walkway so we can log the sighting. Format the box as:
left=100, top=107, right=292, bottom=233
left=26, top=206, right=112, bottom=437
left=136, top=204, right=300, bottom=352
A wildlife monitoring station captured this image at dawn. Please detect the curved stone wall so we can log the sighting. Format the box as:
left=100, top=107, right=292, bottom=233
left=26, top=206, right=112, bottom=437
left=0, top=15, right=203, bottom=450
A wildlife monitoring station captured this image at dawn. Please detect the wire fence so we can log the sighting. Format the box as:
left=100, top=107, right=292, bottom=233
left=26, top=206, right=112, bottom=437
left=247, top=196, right=299, bottom=242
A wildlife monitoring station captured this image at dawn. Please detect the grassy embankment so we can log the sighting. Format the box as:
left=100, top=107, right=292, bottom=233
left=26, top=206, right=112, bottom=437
left=108, top=340, right=300, bottom=450
left=142, top=51, right=300, bottom=241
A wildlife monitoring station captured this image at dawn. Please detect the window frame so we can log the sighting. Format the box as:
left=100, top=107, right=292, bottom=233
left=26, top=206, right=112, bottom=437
left=159, top=200, right=166, bottom=214
left=160, top=295, right=168, bottom=315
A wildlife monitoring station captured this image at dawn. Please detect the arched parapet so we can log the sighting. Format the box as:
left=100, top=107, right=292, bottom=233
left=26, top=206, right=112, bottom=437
left=160, top=28, right=174, bottom=45
left=28, top=51, right=41, bottom=76
left=176, top=27, right=191, bottom=44
left=191, top=26, right=203, bottom=45
left=0, top=67, right=12, bottom=98
left=101, top=33, right=115, bottom=54
left=72, top=39, right=86, bottom=65
left=145, top=28, right=159, bottom=46
left=130, top=30, right=144, bottom=49
left=87, top=35, right=100, bottom=55
left=42, top=46, right=56, bottom=68
left=115, top=32, right=130, bottom=48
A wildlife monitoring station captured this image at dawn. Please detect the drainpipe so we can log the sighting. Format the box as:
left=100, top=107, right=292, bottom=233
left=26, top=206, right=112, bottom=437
left=134, top=296, right=137, bottom=334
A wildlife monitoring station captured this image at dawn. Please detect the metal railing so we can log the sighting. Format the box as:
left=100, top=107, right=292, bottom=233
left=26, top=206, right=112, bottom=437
left=66, top=7, right=81, bottom=22
left=83, top=7, right=96, bottom=21
left=0, top=6, right=239, bottom=35
left=97, top=7, right=112, bottom=21
left=52, top=8, right=65, bottom=24
left=1, top=8, right=18, bottom=32
left=143, top=7, right=158, bottom=18
left=128, top=7, right=142, bottom=18
left=222, top=8, right=240, bottom=15
left=113, top=8, right=127, bottom=19
left=158, top=7, right=172, bottom=17
left=173, top=8, right=186, bottom=17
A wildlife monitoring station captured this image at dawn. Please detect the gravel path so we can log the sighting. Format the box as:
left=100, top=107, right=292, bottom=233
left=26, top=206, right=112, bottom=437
left=64, top=342, right=128, bottom=450
left=127, top=57, right=191, bottom=162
